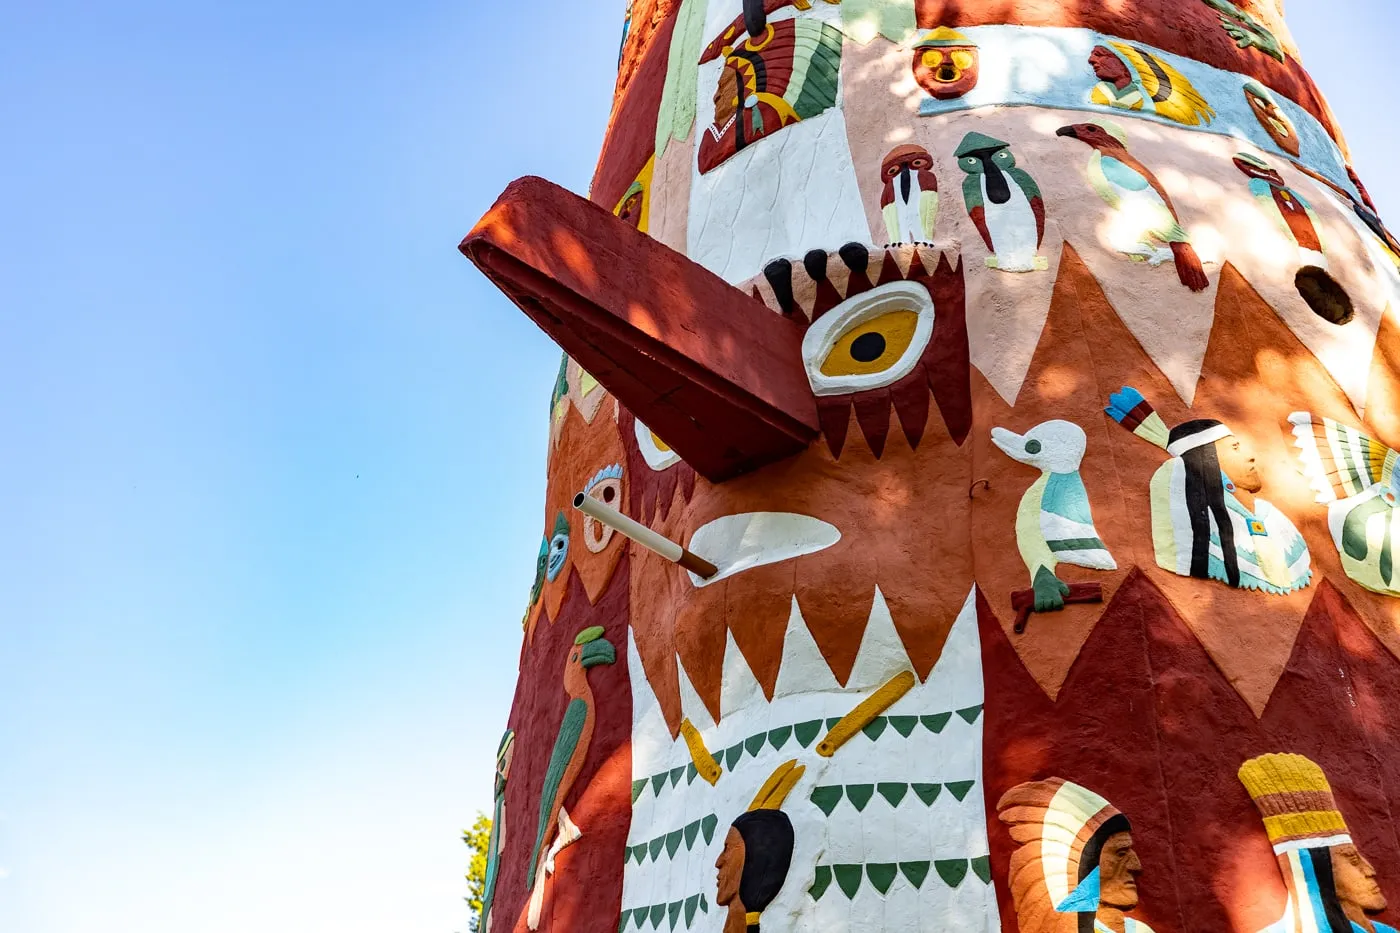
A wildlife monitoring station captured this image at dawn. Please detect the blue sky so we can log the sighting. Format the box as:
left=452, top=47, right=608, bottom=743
left=1, top=1, right=1396, bottom=931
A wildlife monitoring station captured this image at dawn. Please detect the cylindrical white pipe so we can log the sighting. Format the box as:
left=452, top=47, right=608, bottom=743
left=572, top=493, right=718, bottom=578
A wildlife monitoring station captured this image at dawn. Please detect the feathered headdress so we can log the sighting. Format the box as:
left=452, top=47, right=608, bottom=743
left=1289, top=412, right=1400, bottom=503
left=1239, top=753, right=1351, bottom=853
left=1102, top=42, right=1216, bottom=127
left=998, top=779, right=1131, bottom=931
left=1106, top=386, right=1169, bottom=449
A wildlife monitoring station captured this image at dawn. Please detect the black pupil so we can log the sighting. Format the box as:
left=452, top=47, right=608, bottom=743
left=603, top=486, right=615, bottom=502
left=850, top=331, right=887, bottom=363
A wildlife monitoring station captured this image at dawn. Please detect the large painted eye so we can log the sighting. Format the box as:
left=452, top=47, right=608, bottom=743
left=921, top=49, right=944, bottom=68
left=950, top=49, right=975, bottom=69
left=635, top=418, right=681, bottom=471
left=802, top=281, right=935, bottom=396
left=582, top=464, right=624, bottom=552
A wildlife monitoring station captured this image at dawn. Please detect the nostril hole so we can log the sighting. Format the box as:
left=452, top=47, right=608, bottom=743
left=1296, top=267, right=1354, bottom=325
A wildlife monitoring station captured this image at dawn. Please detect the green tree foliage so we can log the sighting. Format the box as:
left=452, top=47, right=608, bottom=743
left=464, top=813, right=493, bottom=932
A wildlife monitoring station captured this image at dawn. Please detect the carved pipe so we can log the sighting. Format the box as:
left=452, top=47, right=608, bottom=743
left=572, top=493, right=719, bottom=579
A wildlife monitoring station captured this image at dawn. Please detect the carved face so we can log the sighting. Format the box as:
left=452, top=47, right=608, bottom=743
left=913, top=32, right=979, bottom=100
left=1332, top=843, right=1388, bottom=915
left=714, top=65, right=741, bottom=126
left=1233, top=154, right=1286, bottom=187
left=616, top=190, right=645, bottom=228
left=1097, top=831, right=1144, bottom=910
left=715, top=828, right=746, bottom=906
left=1090, top=45, right=1131, bottom=86
left=1217, top=434, right=1262, bottom=494
left=1245, top=84, right=1301, bottom=157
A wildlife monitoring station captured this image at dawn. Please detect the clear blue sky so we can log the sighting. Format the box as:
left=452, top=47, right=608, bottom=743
left=1, top=2, right=1396, bottom=931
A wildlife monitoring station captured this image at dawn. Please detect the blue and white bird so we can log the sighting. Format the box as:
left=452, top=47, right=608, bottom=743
left=992, top=420, right=1117, bottom=612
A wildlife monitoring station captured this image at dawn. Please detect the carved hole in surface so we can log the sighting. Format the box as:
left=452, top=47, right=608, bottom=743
left=1296, top=267, right=1354, bottom=325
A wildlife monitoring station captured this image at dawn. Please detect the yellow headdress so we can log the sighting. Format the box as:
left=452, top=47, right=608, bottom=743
left=1238, top=753, right=1352, bottom=853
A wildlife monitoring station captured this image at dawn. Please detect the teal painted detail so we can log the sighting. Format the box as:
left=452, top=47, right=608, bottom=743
left=901, top=861, right=930, bottom=889
left=526, top=697, right=587, bottom=888
left=867, top=863, right=898, bottom=895
left=936, top=859, right=969, bottom=888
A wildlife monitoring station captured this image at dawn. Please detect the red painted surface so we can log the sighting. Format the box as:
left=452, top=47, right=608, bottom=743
left=461, top=176, right=820, bottom=482
left=981, top=572, right=1400, bottom=933
left=594, top=8, right=677, bottom=212
left=493, top=558, right=633, bottom=933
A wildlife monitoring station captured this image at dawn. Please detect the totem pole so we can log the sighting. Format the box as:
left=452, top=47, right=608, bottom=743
left=461, top=2, right=1400, bottom=932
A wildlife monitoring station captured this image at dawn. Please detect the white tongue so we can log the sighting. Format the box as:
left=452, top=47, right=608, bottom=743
left=685, top=512, right=841, bottom=587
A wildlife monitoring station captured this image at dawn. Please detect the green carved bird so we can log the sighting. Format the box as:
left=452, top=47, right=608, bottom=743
left=524, top=626, right=617, bottom=930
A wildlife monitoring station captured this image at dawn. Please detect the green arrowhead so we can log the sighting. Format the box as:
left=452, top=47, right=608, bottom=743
left=846, top=784, right=875, bottom=812
left=877, top=782, right=908, bottom=807
left=794, top=720, right=822, bottom=747
left=632, top=843, right=647, bottom=864
left=665, top=829, right=682, bottom=858
left=810, top=865, right=833, bottom=901
left=631, top=779, right=647, bottom=803
left=649, top=836, right=665, bottom=861
left=861, top=716, right=888, bottom=741
left=826, top=717, right=843, bottom=731
left=947, top=780, right=976, bottom=801
left=745, top=733, right=766, bottom=756
left=810, top=785, right=844, bottom=816
left=649, top=903, right=665, bottom=928
left=669, top=766, right=684, bottom=787
left=701, top=813, right=718, bottom=845
left=935, top=859, right=969, bottom=888
left=618, top=909, right=630, bottom=933
left=921, top=712, right=952, bottom=733
left=651, top=772, right=668, bottom=795
left=699, top=894, right=709, bottom=913
left=956, top=704, right=983, bottom=724
left=888, top=715, right=918, bottom=737
left=912, top=783, right=942, bottom=806
left=767, top=725, right=792, bottom=750
left=724, top=743, right=743, bottom=770
left=971, top=854, right=992, bottom=884
left=686, top=763, right=697, bottom=784
left=867, top=863, right=898, bottom=894
left=684, top=894, right=699, bottom=927
left=834, top=864, right=863, bottom=899
left=900, top=861, right=930, bottom=889
left=684, top=820, right=700, bottom=849
left=668, top=900, right=682, bottom=930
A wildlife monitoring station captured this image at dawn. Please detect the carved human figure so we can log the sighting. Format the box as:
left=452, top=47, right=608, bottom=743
left=912, top=27, right=980, bottom=100
left=1240, top=753, right=1397, bottom=933
left=1088, top=43, right=1215, bottom=127
left=715, top=761, right=802, bottom=933
left=1107, top=388, right=1312, bottom=595
left=998, top=778, right=1157, bottom=933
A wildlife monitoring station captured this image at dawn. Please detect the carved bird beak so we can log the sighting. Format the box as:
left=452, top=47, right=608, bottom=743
left=580, top=637, right=616, bottom=669
left=1055, top=125, right=1081, bottom=140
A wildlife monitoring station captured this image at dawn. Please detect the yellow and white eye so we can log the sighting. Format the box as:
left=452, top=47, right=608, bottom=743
left=634, top=418, right=681, bottom=471
left=803, top=281, right=935, bottom=396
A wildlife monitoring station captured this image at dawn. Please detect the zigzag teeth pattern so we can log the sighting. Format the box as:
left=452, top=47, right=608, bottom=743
left=845, top=586, right=915, bottom=691
left=775, top=596, right=840, bottom=698
left=629, top=629, right=673, bottom=780
left=719, top=628, right=764, bottom=720
left=676, top=654, right=715, bottom=733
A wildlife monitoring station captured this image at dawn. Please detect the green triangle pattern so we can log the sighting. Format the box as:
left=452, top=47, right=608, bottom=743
left=877, top=782, right=908, bottom=807
left=724, top=743, right=744, bottom=770
left=631, top=779, right=647, bottom=803
left=684, top=820, right=700, bottom=849
left=794, top=720, right=822, bottom=747
left=744, top=733, right=766, bottom=756
left=810, top=864, right=833, bottom=901
left=810, top=785, right=844, bottom=817
left=649, top=836, right=665, bottom=861
left=826, top=717, right=843, bottom=731
left=767, top=725, right=792, bottom=750
left=701, top=813, right=718, bottom=845
left=846, top=783, right=875, bottom=812
left=867, top=862, right=898, bottom=894
left=667, top=900, right=682, bottom=930
left=900, top=861, right=930, bottom=889
left=651, top=772, right=668, bottom=795
left=834, top=864, right=863, bottom=899
left=862, top=716, right=888, bottom=741
left=619, top=909, right=631, bottom=933
left=648, top=904, right=665, bottom=928
left=685, top=763, right=697, bottom=785
left=935, top=858, right=969, bottom=888
left=956, top=704, right=984, bottom=724
left=970, top=854, right=992, bottom=884
left=946, top=780, right=976, bottom=802
left=888, top=715, right=918, bottom=737
left=921, top=712, right=952, bottom=733
left=684, top=894, right=699, bottom=927
left=665, top=830, right=683, bottom=858
left=912, top=783, right=942, bottom=806
left=669, top=766, right=684, bottom=788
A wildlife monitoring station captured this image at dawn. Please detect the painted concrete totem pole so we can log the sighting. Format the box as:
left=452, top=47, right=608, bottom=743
left=462, top=1, right=1400, bottom=932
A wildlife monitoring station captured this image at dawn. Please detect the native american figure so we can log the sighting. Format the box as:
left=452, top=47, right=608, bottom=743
left=697, top=18, right=843, bottom=175
left=1239, top=754, right=1396, bottom=933
left=714, top=761, right=804, bottom=933
left=1088, top=42, right=1215, bottom=127
left=1108, top=388, right=1311, bottom=595
left=998, top=779, right=1156, bottom=933
left=1290, top=413, right=1400, bottom=597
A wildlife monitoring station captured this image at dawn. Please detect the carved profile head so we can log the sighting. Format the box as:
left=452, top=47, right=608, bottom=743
left=1243, top=81, right=1300, bottom=157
